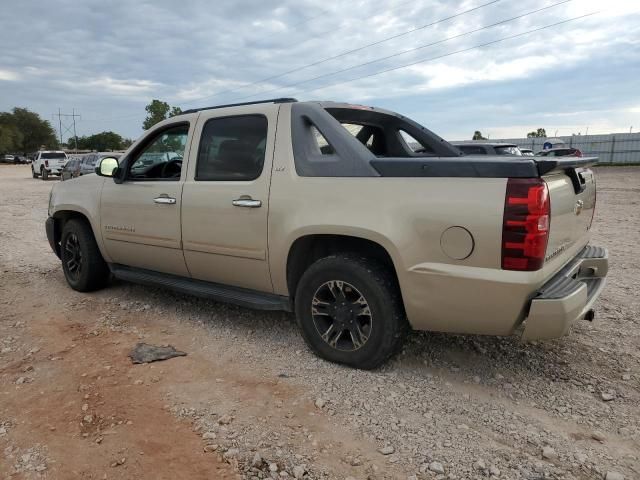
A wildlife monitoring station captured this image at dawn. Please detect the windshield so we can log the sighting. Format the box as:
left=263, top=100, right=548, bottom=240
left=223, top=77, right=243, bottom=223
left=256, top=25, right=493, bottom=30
left=494, top=146, right=522, bottom=156
left=42, top=152, right=67, bottom=159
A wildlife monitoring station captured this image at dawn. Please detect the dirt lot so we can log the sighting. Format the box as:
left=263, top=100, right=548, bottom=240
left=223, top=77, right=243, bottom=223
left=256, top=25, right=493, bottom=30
left=0, top=164, right=638, bottom=480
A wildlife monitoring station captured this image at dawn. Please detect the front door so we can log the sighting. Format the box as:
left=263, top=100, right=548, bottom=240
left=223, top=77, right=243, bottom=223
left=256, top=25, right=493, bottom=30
left=181, top=105, right=278, bottom=292
left=100, top=122, right=192, bottom=276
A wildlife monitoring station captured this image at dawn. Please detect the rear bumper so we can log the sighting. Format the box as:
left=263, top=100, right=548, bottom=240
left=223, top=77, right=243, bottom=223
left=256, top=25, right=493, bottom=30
left=521, top=246, right=608, bottom=340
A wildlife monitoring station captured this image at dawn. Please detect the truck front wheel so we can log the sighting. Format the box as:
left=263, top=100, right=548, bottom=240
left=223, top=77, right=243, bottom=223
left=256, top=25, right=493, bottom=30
left=294, top=254, right=408, bottom=369
left=32, top=166, right=38, bottom=178
left=41, top=167, right=48, bottom=180
left=60, top=219, right=110, bottom=292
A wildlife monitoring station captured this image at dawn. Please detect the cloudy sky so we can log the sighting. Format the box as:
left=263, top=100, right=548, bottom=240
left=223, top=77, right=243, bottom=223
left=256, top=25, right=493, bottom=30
left=1, top=0, right=639, bottom=141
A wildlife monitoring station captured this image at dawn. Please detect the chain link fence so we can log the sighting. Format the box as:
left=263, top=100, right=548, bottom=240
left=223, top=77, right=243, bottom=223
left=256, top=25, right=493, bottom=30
left=486, top=132, right=640, bottom=164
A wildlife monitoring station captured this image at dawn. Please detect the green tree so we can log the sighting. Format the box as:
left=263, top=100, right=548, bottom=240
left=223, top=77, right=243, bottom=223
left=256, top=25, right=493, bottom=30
left=527, top=128, right=547, bottom=138
left=472, top=130, right=486, bottom=140
left=8, top=108, right=59, bottom=151
left=67, top=131, right=128, bottom=151
left=85, top=131, right=125, bottom=151
left=143, top=99, right=182, bottom=130
left=0, top=123, right=24, bottom=153
left=0, top=108, right=58, bottom=152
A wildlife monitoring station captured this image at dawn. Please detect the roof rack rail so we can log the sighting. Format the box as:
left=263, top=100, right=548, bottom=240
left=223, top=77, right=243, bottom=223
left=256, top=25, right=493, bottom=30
left=181, top=98, right=298, bottom=114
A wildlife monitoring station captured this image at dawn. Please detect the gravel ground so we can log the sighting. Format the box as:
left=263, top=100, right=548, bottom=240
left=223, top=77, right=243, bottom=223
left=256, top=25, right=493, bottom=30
left=0, top=164, right=638, bottom=479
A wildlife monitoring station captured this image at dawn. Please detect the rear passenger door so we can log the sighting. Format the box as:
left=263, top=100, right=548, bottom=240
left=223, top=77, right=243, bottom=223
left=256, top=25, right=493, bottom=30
left=181, top=105, right=278, bottom=292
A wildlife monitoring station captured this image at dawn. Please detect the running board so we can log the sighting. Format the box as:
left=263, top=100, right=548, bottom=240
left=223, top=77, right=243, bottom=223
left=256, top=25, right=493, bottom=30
left=109, top=264, right=292, bottom=311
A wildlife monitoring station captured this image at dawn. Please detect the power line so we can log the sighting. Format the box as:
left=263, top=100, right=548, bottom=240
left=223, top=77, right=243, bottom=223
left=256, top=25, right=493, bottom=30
left=178, top=0, right=502, bottom=106
left=230, top=0, right=572, bottom=102
left=82, top=0, right=502, bottom=124
left=266, top=12, right=598, bottom=99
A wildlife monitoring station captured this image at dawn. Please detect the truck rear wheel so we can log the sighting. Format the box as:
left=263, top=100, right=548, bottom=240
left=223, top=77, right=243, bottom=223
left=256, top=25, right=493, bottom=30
left=60, top=219, right=110, bottom=292
left=294, top=254, right=408, bottom=369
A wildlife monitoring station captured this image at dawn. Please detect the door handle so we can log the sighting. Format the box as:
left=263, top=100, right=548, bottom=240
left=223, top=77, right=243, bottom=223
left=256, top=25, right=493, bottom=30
left=232, top=197, right=262, bottom=208
left=153, top=195, right=176, bottom=205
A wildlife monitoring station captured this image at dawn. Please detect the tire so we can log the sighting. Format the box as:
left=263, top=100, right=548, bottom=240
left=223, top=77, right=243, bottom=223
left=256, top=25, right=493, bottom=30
left=32, top=166, right=38, bottom=178
left=60, top=218, right=110, bottom=292
left=295, top=254, right=408, bottom=369
left=41, top=167, right=48, bottom=180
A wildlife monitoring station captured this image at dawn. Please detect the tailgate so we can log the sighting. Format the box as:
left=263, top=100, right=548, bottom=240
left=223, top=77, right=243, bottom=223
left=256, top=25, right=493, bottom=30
left=540, top=159, right=597, bottom=264
left=48, top=158, right=67, bottom=168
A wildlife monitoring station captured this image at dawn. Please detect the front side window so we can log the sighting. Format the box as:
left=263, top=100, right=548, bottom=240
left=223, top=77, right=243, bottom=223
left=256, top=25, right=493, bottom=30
left=128, top=124, right=188, bottom=180
left=196, top=115, right=268, bottom=181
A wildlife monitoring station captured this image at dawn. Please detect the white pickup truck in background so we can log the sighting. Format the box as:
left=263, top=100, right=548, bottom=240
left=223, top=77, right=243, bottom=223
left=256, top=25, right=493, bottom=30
left=32, top=150, right=68, bottom=180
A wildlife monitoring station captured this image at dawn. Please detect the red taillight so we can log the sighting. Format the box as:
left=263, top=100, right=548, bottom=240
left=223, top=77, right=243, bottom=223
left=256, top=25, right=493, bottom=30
left=45, top=160, right=49, bottom=167
left=501, top=178, right=550, bottom=271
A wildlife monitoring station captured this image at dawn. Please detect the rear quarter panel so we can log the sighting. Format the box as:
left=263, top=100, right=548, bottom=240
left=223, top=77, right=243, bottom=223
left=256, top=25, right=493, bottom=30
left=268, top=105, right=541, bottom=335
left=268, top=105, right=596, bottom=336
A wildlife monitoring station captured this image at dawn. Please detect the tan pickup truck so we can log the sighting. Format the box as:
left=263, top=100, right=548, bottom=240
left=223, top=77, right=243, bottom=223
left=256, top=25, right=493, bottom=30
left=46, top=98, right=608, bottom=369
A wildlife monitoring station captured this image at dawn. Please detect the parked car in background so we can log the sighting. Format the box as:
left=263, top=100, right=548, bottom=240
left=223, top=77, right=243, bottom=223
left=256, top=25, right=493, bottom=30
left=536, top=147, right=583, bottom=157
left=520, top=148, right=534, bottom=156
left=32, top=150, right=68, bottom=180
left=0, top=154, right=16, bottom=163
left=129, top=151, right=181, bottom=176
left=79, top=153, right=121, bottom=176
left=61, top=158, right=82, bottom=181
left=452, top=142, right=523, bottom=156
left=46, top=98, right=607, bottom=369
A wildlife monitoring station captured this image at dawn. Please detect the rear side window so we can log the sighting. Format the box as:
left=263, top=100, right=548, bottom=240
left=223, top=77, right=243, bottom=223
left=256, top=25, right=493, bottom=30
left=399, top=130, right=434, bottom=154
left=196, top=115, right=268, bottom=181
left=311, top=126, right=335, bottom=155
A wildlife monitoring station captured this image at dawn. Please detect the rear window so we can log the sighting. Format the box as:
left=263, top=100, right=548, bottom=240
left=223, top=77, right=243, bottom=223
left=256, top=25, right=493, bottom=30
left=458, top=145, right=487, bottom=155
left=42, top=152, right=67, bottom=159
left=494, top=146, right=522, bottom=156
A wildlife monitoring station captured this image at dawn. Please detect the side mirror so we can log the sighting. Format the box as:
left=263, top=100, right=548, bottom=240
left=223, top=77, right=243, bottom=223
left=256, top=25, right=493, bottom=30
left=96, top=157, right=119, bottom=177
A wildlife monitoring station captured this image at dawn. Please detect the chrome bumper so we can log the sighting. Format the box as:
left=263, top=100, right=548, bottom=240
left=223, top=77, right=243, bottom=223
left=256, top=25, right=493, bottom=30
left=522, top=246, right=608, bottom=340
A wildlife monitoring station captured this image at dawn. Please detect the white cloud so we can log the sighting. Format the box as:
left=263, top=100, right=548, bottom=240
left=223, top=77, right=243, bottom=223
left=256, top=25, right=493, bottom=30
left=407, top=55, right=561, bottom=91
left=59, top=76, right=162, bottom=96
left=0, top=0, right=638, bottom=139
left=0, top=69, right=19, bottom=81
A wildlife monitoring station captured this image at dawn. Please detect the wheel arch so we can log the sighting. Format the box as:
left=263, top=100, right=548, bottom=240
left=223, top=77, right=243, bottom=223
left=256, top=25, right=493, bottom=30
left=285, top=233, right=403, bottom=303
left=51, top=209, right=106, bottom=260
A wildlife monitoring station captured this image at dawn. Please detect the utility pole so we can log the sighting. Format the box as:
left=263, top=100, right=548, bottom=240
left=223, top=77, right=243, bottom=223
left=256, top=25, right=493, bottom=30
left=72, top=108, right=78, bottom=152
left=58, top=108, right=63, bottom=145
left=52, top=109, right=81, bottom=151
